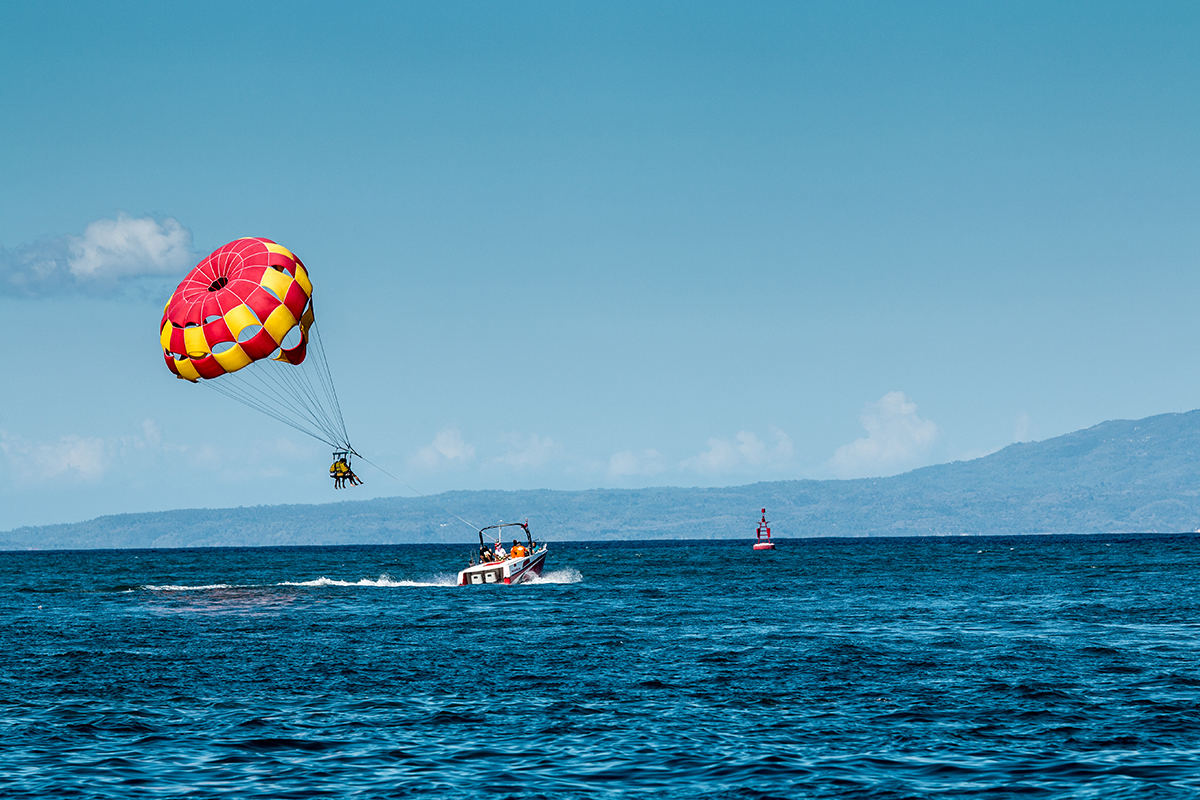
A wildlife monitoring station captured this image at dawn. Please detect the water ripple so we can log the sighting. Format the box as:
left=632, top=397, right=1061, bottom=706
left=2, top=536, right=1200, bottom=797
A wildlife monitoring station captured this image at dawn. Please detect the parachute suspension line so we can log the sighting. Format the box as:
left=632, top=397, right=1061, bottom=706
left=196, top=326, right=352, bottom=453
left=202, top=378, right=343, bottom=450
left=353, top=453, right=479, bottom=533
left=164, top=237, right=353, bottom=456
left=196, top=353, right=474, bottom=531
left=266, top=353, right=346, bottom=447
left=226, top=361, right=344, bottom=448
left=309, top=326, right=348, bottom=444
left=237, top=365, right=327, bottom=437
left=211, top=369, right=326, bottom=439
left=254, top=367, right=326, bottom=439
left=261, top=321, right=350, bottom=450
left=205, top=367, right=342, bottom=448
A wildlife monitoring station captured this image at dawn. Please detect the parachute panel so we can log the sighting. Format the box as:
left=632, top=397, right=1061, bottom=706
left=262, top=304, right=299, bottom=345
left=258, top=267, right=293, bottom=302
left=159, top=237, right=314, bottom=380
left=222, top=304, right=259, bottom=340
left=184, top=326, right=209, bottom=359
left=212, top=343, right=253, bottom=373
left=160, top=236, right=351, bottom=453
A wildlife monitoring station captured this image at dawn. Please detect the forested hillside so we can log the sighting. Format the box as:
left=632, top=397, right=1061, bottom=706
left=5, top=411, right=1200, bottom=549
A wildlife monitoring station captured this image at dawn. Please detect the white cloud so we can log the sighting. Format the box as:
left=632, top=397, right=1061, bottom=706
left=415, top=428, right=476, bottom=468
left=0, top=419, right=165, bottom=484
left=1014, top=413, right=1033, bottom=442
left=0, top=213, right=196, bottom=295
left=608, top=448, right=667, bottom=478
left=68, top=214, right=193, bottom=279
left=681, top=426, right=794, bottom=476
left=22, top=436, right=108, bottom=481
left=827, top=391, right=939, bottom=478
left=492, top=433, right=560, bottom=469
left=0, top=420, right=334, bottom=494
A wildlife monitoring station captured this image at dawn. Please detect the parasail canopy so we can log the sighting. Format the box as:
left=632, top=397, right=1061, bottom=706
left=160, top=237, right=352, bottom=453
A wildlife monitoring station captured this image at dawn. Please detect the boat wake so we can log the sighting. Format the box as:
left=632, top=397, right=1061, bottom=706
left=142, top=583, right=236, bottom=591
left=142, top=573, right=459, bottom=592
left=140, top=568, right=576, bottom=593
left=530, top=568, right=582, bottom=584
left=278, top=574, right=458, bottom=588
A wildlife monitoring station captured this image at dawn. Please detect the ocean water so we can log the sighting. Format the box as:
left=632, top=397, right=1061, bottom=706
left=2, top=534, right=1200, bottom=798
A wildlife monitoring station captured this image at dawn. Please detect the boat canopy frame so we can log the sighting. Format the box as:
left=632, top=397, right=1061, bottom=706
left=477, top=520, right=534, bottom=560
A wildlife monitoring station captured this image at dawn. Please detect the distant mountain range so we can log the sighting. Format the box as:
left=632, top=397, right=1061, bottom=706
left=5, top=410, right=1200, bottom=549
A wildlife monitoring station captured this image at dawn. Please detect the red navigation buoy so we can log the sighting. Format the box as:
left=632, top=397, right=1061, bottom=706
left=754, top=508, right=776, bottom=550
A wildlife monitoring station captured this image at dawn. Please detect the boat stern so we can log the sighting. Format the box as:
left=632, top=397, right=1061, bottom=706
left=457, top=546, right=548, bottom=586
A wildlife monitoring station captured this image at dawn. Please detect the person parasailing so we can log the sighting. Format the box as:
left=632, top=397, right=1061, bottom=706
left=159, top=237, right=360, bottom=488
left=330, top=458, right=346, bottom=489
left=329, top=451, right=362, bottom=490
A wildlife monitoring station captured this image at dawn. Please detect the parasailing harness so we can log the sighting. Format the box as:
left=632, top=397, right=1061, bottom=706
left=329, top=449, right=362, bottom=489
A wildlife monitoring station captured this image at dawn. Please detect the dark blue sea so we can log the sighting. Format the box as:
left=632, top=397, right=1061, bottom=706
left=3, top=534, right=1200, bottom=798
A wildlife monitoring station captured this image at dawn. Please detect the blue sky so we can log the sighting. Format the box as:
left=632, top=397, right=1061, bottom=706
left=2, top=1, right=1198, bottom=530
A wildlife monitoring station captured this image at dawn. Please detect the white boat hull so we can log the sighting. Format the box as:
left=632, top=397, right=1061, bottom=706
left=457, top=547, right=548, bottom=586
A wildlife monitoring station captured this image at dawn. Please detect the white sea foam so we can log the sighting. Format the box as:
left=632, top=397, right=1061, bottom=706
left=142, top=573, right=461, bottom=592
left=531, top=568, right=583, bottom=584
left=277, top=573, right=458, bottom=588
left=143, top=583, right=238, bottom=591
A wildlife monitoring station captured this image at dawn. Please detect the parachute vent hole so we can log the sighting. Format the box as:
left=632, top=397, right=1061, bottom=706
left=204, top=315, right=221, bottom=325
left=207, top=276, right=229, bottom=292
left=237, top=324, right=263, bottom=343
left=212, top=341, right=237, bottom=355
left=263, top=286, right=282, bottom=302
left=280, top=325, right=303, bottom=349
left=184, top=322, right=200, bottom=328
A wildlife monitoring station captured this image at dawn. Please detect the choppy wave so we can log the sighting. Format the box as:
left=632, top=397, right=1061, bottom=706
left=7, top=535, right=1200, bottom=797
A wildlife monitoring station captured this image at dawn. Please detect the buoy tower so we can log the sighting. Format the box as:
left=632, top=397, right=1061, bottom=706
left=754, top=508, right=776, bottom=550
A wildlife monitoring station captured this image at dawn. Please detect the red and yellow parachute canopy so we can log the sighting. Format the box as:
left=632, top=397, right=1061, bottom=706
left=160, top=237, right=314, bottom=380
left=160, top=237, right=351, bottom=452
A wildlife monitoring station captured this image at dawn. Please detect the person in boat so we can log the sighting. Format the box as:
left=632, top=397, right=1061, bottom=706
left=510, top=539, right=527, bottom=559
left=494, top=542, right=507, bottom=559
left=479, top=545, right=494, bottom=563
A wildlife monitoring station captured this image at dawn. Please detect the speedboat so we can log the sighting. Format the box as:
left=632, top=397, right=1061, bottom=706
left=457, top=520, right=548, bottom=586
left=754, top=508, right=776, bottom=550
